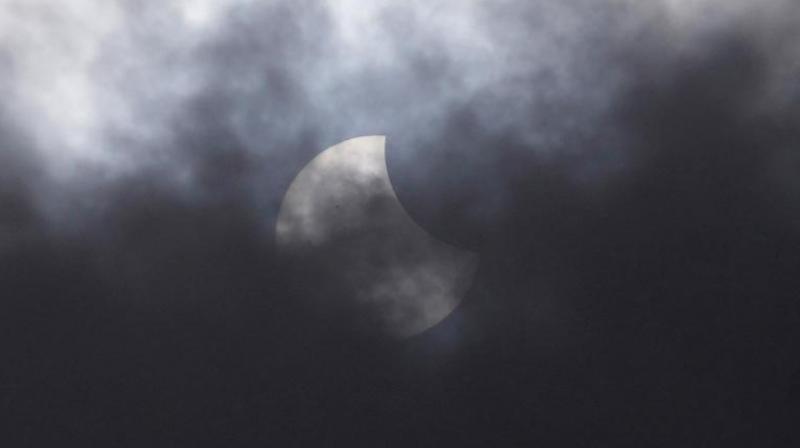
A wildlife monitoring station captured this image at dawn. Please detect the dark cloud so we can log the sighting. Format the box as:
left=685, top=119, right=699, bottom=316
left=1, top=0, right=799, bottom=445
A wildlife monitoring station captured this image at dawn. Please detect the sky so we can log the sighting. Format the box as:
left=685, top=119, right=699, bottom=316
left=1, top=0, right=799, bottom=445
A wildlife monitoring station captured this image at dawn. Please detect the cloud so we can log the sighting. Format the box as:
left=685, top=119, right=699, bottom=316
left=1, top=0, right=800, bottom=445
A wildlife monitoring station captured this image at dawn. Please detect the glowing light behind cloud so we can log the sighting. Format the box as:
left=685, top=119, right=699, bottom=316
left=0, top=0, right=796, bottom=210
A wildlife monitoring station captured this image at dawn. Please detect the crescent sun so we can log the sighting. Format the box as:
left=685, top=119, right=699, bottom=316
left=276, top=135, right=478, bottom=338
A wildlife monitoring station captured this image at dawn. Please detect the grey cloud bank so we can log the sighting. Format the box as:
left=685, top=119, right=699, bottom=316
left=1, top=1, right=800, bottom=445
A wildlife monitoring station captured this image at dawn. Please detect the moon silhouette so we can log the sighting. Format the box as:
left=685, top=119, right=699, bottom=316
left=276, top=135, right=478, bottom=338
